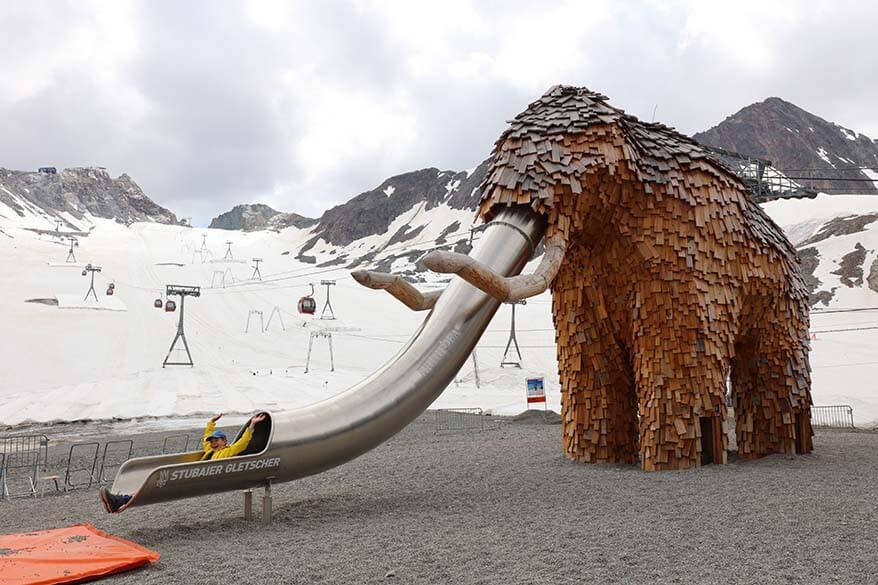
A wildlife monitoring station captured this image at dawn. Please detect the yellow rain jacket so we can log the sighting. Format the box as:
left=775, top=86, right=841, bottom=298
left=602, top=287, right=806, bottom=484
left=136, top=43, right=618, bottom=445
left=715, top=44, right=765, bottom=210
left=200, top=420, right=253, bottom=460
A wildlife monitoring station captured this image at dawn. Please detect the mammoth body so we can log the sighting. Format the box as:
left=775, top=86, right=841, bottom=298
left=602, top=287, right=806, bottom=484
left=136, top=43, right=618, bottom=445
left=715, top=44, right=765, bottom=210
left=478, top=86, right=812, bottom=470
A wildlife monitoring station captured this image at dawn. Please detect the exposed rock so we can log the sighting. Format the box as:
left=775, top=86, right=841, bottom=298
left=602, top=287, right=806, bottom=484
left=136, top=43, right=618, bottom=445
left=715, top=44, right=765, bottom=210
left=0, top=167, right=177, bottom=225
left=434, top=221, right=461, bottom=245
left=385, top=224, right=426, bottom=248
left=209, top=203, right=316, bottom=231
left=309, top=164, right=487, bottom=247
left=831, top=243, right=867, bottom=287
left=797, top=247, right=822, bottom=303
left=316, top=256, right=348, bottom=268
left=868, top=258, right=878, bottom=293
left=812, top=290, right=835, bottom=306
left=800, top=214, right=878, bottom=246
left=695, top=97, right=878, bottom=194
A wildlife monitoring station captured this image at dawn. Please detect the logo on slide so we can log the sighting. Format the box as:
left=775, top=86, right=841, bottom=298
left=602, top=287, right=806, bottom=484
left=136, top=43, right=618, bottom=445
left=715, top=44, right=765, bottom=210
left=154, top=457, right=282, bottom=488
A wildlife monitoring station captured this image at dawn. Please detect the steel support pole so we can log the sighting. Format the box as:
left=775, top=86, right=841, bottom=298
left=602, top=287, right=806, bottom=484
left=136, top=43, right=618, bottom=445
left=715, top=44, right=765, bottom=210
left=244, top=489, right=253, bottom=520
left=328, top=334, right=335, bottom=372
left=262, top=478, right=273, bottom=525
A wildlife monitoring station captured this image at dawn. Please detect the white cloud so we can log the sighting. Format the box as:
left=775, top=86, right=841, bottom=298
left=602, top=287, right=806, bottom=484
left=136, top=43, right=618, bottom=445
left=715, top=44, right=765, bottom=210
left=0, top=0, right=875, bottom=226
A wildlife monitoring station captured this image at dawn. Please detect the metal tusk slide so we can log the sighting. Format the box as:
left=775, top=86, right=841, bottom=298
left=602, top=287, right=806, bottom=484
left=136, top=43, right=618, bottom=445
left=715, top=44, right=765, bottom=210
left=108, top=205, right=546, bottom=511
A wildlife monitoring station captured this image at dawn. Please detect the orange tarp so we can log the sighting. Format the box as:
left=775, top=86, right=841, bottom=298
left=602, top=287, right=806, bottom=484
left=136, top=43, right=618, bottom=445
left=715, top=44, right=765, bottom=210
left=0, top=524, right=159, bottom=585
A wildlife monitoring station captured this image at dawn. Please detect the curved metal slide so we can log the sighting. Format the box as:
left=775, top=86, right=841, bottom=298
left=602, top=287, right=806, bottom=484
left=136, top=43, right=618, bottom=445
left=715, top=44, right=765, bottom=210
left=108, top=205, right=546, bottom=510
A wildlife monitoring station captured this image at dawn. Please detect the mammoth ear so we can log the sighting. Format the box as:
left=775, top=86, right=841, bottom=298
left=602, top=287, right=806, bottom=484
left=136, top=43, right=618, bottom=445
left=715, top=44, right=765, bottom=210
left=423, top=233, right=566, bottom=301
left=351, top=270, right=443, bottom=311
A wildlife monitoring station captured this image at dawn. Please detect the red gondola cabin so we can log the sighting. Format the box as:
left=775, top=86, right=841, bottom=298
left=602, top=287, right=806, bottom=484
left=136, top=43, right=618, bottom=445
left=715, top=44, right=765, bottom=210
left=298, top=296, right=316, bottom=315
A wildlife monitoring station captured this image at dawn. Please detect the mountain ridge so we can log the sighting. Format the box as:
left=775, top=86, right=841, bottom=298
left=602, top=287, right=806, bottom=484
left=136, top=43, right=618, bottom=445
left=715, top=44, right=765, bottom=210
left=0, top=166, right=178, bottom=229
left=694, top=97, right=878, bottom=194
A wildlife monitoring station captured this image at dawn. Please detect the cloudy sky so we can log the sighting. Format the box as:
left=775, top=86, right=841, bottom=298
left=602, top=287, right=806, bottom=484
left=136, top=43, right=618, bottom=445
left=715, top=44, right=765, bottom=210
left=1, top=0, right=876, bottom=225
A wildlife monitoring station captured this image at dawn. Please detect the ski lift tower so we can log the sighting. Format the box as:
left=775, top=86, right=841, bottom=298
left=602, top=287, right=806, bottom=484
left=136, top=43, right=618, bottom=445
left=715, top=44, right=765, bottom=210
left=162, top=285, right=201, bottom=368
left=250, top=258, right=263, bottom=281
left=82, top=263, right=101, bottom=302
left=199, top=234, right=209, bottom=254
left=66, top=237, right=78, bottom=263
left=223, top=241, right=234, bottom=261
left=500, top=300, right=527, bottom=368
left=320, top=280, right=336, bottom=320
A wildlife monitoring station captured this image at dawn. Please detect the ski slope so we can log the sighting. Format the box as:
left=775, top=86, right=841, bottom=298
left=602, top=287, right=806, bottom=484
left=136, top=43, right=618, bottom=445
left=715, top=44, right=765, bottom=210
left=1, top=194, right=877, bottom=428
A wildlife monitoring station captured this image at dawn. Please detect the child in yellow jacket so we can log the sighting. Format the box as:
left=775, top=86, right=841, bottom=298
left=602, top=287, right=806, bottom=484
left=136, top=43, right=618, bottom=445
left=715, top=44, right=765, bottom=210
left=201, top=412, right=267, bottom=460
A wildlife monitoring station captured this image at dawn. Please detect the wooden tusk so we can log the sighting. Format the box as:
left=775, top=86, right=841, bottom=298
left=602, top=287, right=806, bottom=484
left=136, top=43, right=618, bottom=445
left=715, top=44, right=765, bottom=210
left=351, top=270, right=442, bottom=311
left=422, top=233, right=567, bottom=302
left=422, top=251, right=510, bottom=301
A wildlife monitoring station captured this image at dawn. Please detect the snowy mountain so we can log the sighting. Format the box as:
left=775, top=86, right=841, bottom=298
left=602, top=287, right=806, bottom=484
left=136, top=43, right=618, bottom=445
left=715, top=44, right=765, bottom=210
left=0, top=167, right=178, bottom=231
left=694, top=97, right=878, bottom=193
left=764, top=195, right=878, bottom=308
left=290, top=163, right=489, bottom=277
left=5, top=99, right=878, bottom=430
left=3, top=193, right=878, bottom=430
left=209, top=203, right=317, bottom=232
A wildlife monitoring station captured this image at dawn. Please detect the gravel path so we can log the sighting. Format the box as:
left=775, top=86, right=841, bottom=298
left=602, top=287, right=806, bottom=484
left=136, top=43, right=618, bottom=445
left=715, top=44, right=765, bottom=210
left=1, top=419, right=876, bottom=584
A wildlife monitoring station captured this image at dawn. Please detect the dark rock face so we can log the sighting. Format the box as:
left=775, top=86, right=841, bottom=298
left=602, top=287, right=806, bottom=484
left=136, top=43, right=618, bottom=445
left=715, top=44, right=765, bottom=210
left=0, top=167, right=177, bottom=225
left=800, top=214, right=878, bottom=246
left=797, top=247, right=822, bottom=299
left=694, top=97, right=878, bottom=193
left=209, top=203, right=316, bottom=231
left=831, top=243, right=868, bottom=287
left=867, top=258, right=878, bottom=293
left=310, top=164, right=487, bottom=248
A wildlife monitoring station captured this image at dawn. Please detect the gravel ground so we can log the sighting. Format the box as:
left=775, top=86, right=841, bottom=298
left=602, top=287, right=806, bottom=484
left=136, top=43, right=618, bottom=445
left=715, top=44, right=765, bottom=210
left=1, top=418, right=876, bottom=584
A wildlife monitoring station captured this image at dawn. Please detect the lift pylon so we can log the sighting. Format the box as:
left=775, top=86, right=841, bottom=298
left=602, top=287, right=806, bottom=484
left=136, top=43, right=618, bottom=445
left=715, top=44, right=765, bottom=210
left=320, top=280, right=336, bottom=320
left=304, top=330, right=334, bottom=373
left=82, top=263, right=101, bottom=302
left=500, top=300, right=526, bottom=368
left=250, top=258, right=263, bottom=281
left=66, top=237, right=78, bottom=263
left=162, top=285, right=201, bottom=367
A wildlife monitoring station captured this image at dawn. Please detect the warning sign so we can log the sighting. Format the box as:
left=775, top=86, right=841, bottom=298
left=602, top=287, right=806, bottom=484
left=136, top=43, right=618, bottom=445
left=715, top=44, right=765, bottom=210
left=526, top=377, right=546, bottom=405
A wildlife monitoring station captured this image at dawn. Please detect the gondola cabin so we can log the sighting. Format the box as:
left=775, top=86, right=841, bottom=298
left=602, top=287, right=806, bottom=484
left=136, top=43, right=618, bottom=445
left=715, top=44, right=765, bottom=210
left=106, top=287, right=114, bottom=296
left=298, top=296, right=316, bottom=315
left=165, top=300, right=177, bottom=313
left=154, top=298, right=163, bottom=309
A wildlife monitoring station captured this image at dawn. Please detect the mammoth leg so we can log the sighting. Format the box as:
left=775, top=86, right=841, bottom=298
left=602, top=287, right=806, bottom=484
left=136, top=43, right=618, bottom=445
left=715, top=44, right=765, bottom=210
left=632, top=286, right=732, bottom=471
left=732, top=298, right=811, bottom=457
left=555, top=264, right=639, bottom=464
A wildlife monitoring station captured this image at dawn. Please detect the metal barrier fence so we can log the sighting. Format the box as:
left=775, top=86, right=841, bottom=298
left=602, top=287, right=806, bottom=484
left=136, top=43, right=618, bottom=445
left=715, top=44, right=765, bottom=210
left=99, top=440, right=133, bottom=484
left=432, top=408, right=486, bottom=432
left=64, top=442, right=100, bottom=490
left=162, top=434, right=190, bottom=454
left=0, top=430, right=210, bottom=503
left=1, top=434, right=49, bottom=498
left=811, top=405, right=855, bottom=429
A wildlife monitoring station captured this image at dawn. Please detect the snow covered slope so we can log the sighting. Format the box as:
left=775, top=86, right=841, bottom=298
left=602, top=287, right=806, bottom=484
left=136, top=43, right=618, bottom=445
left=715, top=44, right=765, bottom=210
left=1, top=193, right=878, bottom=429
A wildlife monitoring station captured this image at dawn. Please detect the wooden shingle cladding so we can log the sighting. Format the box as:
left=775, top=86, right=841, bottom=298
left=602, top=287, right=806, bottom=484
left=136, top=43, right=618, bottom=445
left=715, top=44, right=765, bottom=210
left=478, top=86, right=812, bottom=470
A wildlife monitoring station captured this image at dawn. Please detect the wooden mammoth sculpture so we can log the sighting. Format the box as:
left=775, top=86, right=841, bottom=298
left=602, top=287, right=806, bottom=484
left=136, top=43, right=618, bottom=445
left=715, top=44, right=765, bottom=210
left=356, top=86, right=812, bottom=470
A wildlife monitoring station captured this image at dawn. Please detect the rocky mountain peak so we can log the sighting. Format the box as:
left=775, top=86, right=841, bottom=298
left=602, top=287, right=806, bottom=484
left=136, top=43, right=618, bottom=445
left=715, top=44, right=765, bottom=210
left=208, top=203, right=317, bottom=231
left=307, top=161, right=488, bottom=248
left=0, top=166, right=177, bottom=227
left=694, top=98, right=878, bottom=194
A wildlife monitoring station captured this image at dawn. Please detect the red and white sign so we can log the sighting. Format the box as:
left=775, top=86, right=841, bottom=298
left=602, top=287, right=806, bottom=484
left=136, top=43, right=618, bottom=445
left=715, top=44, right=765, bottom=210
left=526, top=377, right=546, bottom=405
